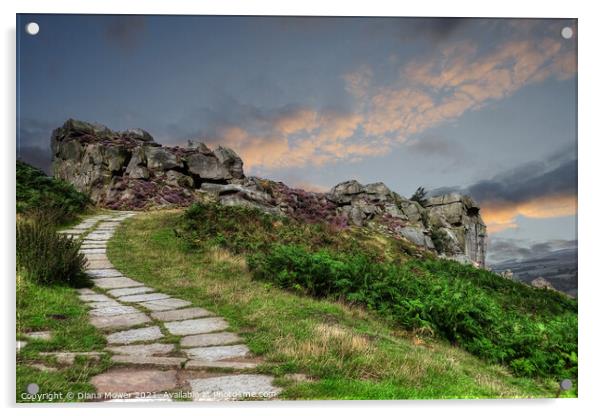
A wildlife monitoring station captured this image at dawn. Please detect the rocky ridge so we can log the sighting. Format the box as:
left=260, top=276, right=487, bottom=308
left=52, top=119, right=487, bottom=266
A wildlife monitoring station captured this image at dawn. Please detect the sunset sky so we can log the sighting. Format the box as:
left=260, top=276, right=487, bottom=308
left=16, top=15, right=577, bottom=263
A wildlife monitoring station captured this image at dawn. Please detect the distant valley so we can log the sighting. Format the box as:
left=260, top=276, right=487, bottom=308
left=491, top=247, right=578, bottom=297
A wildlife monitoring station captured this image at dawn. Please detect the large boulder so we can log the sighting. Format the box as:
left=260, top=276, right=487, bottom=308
left=145, top=147, right=183, bottom=171
left=186, top=153, right=234, bottom=181
left=214, top=146, right=244, bottom=179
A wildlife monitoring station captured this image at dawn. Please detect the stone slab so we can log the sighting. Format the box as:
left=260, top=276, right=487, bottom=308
left=39, top=351, right=103, bottom=365
left=107, top=326, right=163, bottom=344
left=185, top=360, right=258, bottom=370
left=87, top=269, right=123, bottom=278
left=86, top=232, right=114, bottom=240
left=84, top=253, right=109, bottom=261
left=111, top=355, right=186, bottom=367
left=188, top=374, right=281, bottom=401
left=79, top=293, right=114, bottom=303
left=107, top=343, right=175, bottom=356
left=76, top=288, right=96, bottom=295
left=150, top=307, right=214, bottom=322
left=184, top=344, right=249, bottom=361
left=108, top=286, right=155, bottom=297
left=181, top=332, right=242, bottom=348
left=89, top=305, right=140, bottom=317
left=139, top=298, right=191, bottom=311
left=25, top=331, right=52, bottom=340
left=80, top=248, right=106, bottom=254
left=90, top=312, right=151, bottom=329
left=164, top=317, right=228, bottom=336
left=93, top=277, right=143, bottom=289
left=92, top=369, right=177, bottom=395
left=86, top=259, right=114, bottom=270
left=88, top=300, right=123, bottom=309
left=118, top=293, right=171, bottom=303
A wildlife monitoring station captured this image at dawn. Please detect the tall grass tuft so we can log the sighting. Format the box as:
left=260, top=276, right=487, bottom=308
left=16, top=218, right=89, bottom=287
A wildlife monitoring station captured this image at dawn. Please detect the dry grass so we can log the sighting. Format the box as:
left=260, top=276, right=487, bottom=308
left=106, top=210, right=561, bottom=399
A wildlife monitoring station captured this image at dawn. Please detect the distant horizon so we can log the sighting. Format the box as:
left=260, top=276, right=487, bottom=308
left=16, top=15, right=577, bottom=265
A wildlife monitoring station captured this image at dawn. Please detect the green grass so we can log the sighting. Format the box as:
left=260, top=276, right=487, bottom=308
left=179, top=203, right=578, bottom=381
left=107, top=210, right=574, bottom=399
left=16, top=276, right=110, bottom=403
left=16, top=160, right=90, bottom=225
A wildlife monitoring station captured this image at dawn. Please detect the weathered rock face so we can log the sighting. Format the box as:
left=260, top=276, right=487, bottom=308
left=52, top=119, right=487, bottom=266
left=424, top=193, right=487, bottom=267
left=198, top=178, right=487, bottom=266
left=51, top=119, right=244, bottom=209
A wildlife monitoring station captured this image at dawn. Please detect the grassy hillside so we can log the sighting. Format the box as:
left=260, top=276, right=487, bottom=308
left=108, top=207, right=577, bottom=399
left=16, top=160, right=89, bottom=224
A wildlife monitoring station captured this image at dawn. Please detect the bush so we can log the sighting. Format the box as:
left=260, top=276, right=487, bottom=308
left=16, top=219, right=89, bottom=287
left=16, top=160, right=89, bottom=224
left=248, top=244, right=577, bottom=380
left=177, top=203, right=578, bottom=380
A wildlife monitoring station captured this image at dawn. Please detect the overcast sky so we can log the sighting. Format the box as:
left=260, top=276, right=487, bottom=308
left=16, top=15, right=577, bottom=263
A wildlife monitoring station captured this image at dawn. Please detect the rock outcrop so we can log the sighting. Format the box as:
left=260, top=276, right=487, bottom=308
left=530, top=277, right=557, bottom=291
left=424, top=193, right=487, bottom=267
left=51, top=119, right=243, bottom=209
left=52, top=119, right=487, bottom=266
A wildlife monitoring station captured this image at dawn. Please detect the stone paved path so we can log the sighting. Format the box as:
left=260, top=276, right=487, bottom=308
left=60, top=212, right=281, bottom=402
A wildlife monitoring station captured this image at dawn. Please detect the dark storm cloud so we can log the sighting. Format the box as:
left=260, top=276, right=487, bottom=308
left=430, top=146, right=577, bottom=206
left=104, top=16, right=147, bottom=51
left=468, top=158, right=576, bottom=204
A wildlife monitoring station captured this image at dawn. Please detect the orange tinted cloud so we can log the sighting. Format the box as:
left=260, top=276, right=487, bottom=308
left=208, top=28, right=575, bottom=172
left=207, top=109, right=366, bottom=170
left=352, top=35, right=576, bottom=140
left=481, top=193, right=577, bottom=234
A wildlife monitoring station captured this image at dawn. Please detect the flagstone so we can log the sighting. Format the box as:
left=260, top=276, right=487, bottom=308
left=180, top=332, right=242, bottom=348
left=86, top=259, right=114, bottom=269
left=106, top=343, right=175, bottom=356
left=185, top=360, right=258, bottom=370
left=110, top=355, right=186, bottom=367
left=107, top=286, right=155, bottom=297
left=89, top=305, right=140, bottom=317
left=118, top=292, right=170, bottom=303
left=183, top=344, right=249, bottom=361
left=107, top=326, right=163, bottom=344
left=79, top=293, right=113, bottom=303
left=164, top=317, right=228, bottom=336
left=90, top=312, right=151, bottom=330
left=93, top=277, right=143, bottom=289
left=150, top=307, right=214, bottom=322
left=138, top=298, right=191, bottom=311
left=87, top=269, right=123, bottom=278
left=91, top=369, right=177, bottom=395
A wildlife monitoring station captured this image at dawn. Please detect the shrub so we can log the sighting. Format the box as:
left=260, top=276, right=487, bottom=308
left=248, top=244, right=577, bottom=380
left=177, top=203, right=578, bottom=380
left=16, top=219, right=89, bottom=287
left=410, top=186, right=428, bottom=207
left=16, top=160, right=89, bottom=224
